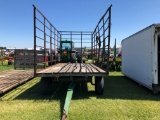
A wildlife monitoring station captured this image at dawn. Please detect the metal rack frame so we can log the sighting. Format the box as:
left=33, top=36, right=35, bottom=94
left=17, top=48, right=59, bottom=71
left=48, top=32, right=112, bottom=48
left=33, top=5, right=112, bottom=76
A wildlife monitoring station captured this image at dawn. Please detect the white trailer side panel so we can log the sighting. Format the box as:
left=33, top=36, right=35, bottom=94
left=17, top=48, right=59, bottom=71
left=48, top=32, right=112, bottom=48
left=122, top=25, right=155, bottom=89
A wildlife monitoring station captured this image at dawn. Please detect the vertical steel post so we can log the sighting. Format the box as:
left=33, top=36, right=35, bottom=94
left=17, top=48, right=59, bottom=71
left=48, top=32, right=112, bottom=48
left=70, top=32, right=72, bottom=61
left=33, top=6, right=36, bottom=76
left=70, top=31, right=72, bottom=41
left=44, top=18, right=46, bottom=68
left=54, top=28, right=56, bottom=63
left=102, top=18, right=105, bottom=62
left=97, top=26, right=100, bottom=63
left=57, top=31, right=60, bottom=63
left=91, top=32, right=93, bottom=59
left=60, top=33, right=62, bottom=62
left=107, top=6, right=112, bottom=74
left=81, top=32, right=82, bottom=63
left=96, top=32, right=97, bottom=62
left=50, top=24, right=52, bottom=66
left=94, top=32, right=95, bottom=59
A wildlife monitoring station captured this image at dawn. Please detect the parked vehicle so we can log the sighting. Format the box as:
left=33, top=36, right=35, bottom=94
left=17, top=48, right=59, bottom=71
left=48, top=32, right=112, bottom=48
left=122, top=24, right=160, bottom=93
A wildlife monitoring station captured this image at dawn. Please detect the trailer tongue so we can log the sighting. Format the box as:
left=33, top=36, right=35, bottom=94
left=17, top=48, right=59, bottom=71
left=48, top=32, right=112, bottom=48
left=62, top=83, right=75, bottom=120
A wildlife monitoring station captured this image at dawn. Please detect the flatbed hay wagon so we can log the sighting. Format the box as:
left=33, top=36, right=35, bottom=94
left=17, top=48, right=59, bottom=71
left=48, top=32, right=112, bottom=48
left=13, top=5, right=112, bottom=119
left=31, top=5, right=112, bottom=96
left=15, top=4, right=112, bottom=119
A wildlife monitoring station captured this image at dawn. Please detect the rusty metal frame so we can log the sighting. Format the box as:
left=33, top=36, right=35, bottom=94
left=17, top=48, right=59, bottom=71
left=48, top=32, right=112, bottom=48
left=33, top=5, right=112, bottom=76
left=58, top=31, right=93, bottom=62
left=92, top=5, right=112, bottom=73
left=33, top=5, right=61, bottom=75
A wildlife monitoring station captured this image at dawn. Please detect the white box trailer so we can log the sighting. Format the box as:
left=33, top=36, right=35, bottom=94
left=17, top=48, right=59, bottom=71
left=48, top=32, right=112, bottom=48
left=122, top=24, right=160, bottom=93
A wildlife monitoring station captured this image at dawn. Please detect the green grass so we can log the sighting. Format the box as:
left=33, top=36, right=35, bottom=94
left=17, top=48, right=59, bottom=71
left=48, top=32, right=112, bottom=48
left=0, top=61, right=14, bottom=72
left=0, top=72, right=160, bottom=120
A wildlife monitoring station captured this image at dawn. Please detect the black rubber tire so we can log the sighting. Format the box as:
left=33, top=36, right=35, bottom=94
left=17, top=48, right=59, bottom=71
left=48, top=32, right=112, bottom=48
left=95, top=77, right=104, bottom=95
left=40, top=77, right=52, bottom=95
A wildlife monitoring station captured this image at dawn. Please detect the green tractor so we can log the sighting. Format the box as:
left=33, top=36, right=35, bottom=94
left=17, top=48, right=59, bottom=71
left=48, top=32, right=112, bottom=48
left=59, top=40, right=76, bottom=63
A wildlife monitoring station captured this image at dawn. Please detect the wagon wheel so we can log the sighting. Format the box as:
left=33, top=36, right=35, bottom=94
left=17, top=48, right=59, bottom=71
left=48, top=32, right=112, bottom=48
left=40, top=77, right=52, bottom=94
left=95, top=76, right=104, bottom=95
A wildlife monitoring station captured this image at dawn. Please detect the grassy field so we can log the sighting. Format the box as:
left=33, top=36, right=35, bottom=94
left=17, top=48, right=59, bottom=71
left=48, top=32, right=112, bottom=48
left=0, top=71, right=160, bottom=120
left=0, top=60, right=14, bottom=72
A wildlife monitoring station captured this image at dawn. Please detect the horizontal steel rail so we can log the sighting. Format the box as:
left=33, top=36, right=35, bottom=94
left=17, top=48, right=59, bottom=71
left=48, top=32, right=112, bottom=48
left=33, top=5, right=61, bottom=75
left=92, top=5, right=112, bottom=73
left=33, top=4, right=112, bottom=76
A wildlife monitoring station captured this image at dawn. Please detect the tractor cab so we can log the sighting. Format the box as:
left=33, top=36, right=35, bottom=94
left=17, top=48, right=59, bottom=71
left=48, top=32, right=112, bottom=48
left=59, top=40, right=76, bottom=63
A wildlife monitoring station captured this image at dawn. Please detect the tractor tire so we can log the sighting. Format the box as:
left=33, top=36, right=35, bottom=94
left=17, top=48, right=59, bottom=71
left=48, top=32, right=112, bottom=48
left=40, top=77, right=52, bottom=95
left=8, top=59, right=13, bottom=65
left=95, top=76, right=104, bottom=95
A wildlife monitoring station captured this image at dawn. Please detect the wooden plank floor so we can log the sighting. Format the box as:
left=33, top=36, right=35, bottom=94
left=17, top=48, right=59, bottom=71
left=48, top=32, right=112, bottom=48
left=37, top=63, right=106, bottom=75
left=0, top=70, right=34, bottom=94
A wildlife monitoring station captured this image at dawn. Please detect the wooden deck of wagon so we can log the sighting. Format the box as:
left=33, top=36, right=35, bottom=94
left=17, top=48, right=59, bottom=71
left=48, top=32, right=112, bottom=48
left=36, top=63, right=107, bottom=77
left=0, top=70, right=34, bottom=94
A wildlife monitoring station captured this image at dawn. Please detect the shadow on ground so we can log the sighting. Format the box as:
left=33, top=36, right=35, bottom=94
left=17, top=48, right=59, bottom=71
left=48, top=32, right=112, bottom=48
left=1, top=75, right=160, bottom=101
left=1, top=76, right=160, bottom=101
left=98, top=75, right=160, bottom=101
left=1, top=75, right=160, bottom=118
